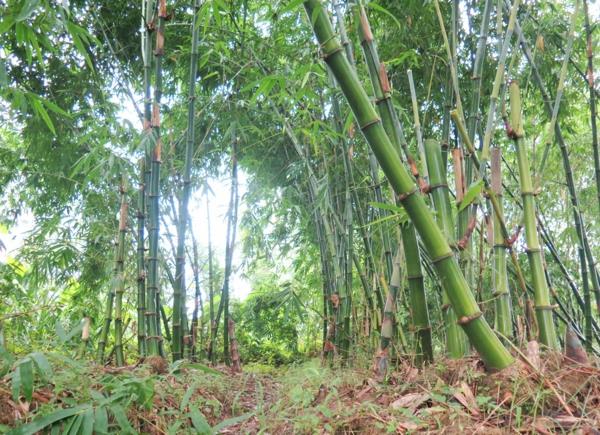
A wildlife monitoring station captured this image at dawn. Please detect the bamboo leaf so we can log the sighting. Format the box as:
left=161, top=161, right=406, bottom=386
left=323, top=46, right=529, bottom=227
left=64, top=414, right=83, bottom=435
left=180, top=382, right=198, bottom=411
left=16, top=0, right=40, bottom=22
left=29, top=352, right=52, bottom=380
left=366, top=3, right=402, bottom=30
left=19, top=359, right=34, bottom=402
left=278, top=0, right=304, bottom=15
left=81, top=408, right=94, bottom=435
left=30, top=96, right=55, bottom=134
left=458, top=180, right=484, bottom=212
left=189, top=405, right=212, bottom=434
left=212, top=412, right=254, bottom=432
left=110, top=404, right=136, bottom=434
left=93, top=406, right=108, bottom=435
left=11, top=361, right=21, bottom=401
left=7, top=406, right=89, bottom=435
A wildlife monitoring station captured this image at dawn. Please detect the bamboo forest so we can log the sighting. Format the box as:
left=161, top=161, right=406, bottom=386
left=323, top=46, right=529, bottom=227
left=1, top=0, right=600, bottom=433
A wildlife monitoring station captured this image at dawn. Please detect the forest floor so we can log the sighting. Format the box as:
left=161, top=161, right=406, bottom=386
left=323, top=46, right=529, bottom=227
left=1, top=348, right=600, bottom=434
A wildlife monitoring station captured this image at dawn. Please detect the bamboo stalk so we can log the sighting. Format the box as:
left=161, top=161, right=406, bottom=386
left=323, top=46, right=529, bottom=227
left=304, top=0, right=513, bottom=371
left=424, top=139, right=467, bottom=357
left=355, top=3, right=432, bottom=363
left=136, top=159, right=147, bottom=357
left=145, top=0, right=168, bottom=357
left=508, top=81, right=558, bottom=349
left=466, top=0, right=493, bottom=144
left=374, top=250, right=401, bottom=377
left=407, top=70, right=427, bottom=180
left=536, top=0, right=580, bottom=178
left=207, top=193, right=217, bottom=364
left=583, top=0, right=600, bottom=218
left=490, top=148, right=512, bottom=338
left=480, top=0, right=520, bottom=163
left=172, top=0, right=201, bottom=362
left=223, top=137, right=239, bottom=366
left=114, top=178, right=128, bottom=366
left=401, top=223, right=433, bottom=366
left=97, top=179, right=128, bottom=365
left=510, top=8, right=600, bottom=324
left=140, top=0, right=158, bottom=357
left=189, top=221, right=203, bottom=360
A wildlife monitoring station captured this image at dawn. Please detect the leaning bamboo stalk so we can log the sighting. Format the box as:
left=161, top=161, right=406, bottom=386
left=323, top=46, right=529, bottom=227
left=355, top=3, right=432, bottom=363
left=508, top=81, right=558, bottom=349
left=303, top=0, right=513, bottom=371
left=172, top=0, right=201, bottom=362
left=424, top=139, right=467, bottom=357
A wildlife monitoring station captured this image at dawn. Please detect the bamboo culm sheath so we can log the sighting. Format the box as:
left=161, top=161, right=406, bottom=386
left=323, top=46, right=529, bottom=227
left=303, top=0, right=513, bottom=371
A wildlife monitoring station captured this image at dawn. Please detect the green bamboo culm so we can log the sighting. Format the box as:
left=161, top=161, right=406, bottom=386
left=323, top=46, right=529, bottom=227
left=424, top=139, right=468, bottom=358
left=400, top=223, right=433, bottom=366
left=490, top=148, right=512, bottom=339
left=140, top=0, right=156, bottom=357
left=136, top=159, right=147, bottom=357
left=374, top=250, right=401, bottom=377
left=113, top=178, right=128, bottom=366
left=303, top=0, right=514, bottom=371
left=509, top=81, right=558, bottom=349
left=97, top=178, right=128, bottom=365
left=355, top=3, right=432, bottom=364
left=146, top=0, right=168, bottom=357
left=172, top=0, right=201, bottom=362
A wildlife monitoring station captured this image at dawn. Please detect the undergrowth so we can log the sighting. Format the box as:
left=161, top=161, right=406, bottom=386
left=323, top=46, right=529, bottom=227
left=1, top=348, right=599, bottom=434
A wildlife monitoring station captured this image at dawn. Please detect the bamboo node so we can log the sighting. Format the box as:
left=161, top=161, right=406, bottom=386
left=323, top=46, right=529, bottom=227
left=457, top=311, right=483, bottom=325
left=359, top=117, right=381, bottom=132
left=525, top=247, right=542, bottom=254
left=431, top=251, right=453, bottom=265
left=406, top=274, right=423, bottom=281
left=374, top=94, right=392, bottom=105
left=397, top=187, right=418, bottom=202
left=534, top=304, right=557, bottom=311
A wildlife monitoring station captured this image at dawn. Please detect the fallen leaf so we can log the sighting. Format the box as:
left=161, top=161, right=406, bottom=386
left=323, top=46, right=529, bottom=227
left=452, top=382, right=480, bottom=417
left=391, top=393, right=429, bottom=412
